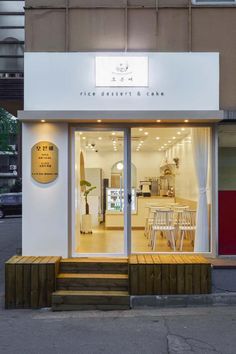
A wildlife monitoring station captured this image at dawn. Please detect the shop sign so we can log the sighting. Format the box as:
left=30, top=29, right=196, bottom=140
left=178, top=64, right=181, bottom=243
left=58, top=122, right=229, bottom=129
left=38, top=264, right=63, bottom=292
left=95, top=56, right=148, bottom=87
left=31, top=141, right=58, bottom=183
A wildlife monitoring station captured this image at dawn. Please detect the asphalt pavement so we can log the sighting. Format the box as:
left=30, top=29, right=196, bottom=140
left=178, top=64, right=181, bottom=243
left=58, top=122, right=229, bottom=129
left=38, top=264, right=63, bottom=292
left=1, top=218, right=236, bottom=354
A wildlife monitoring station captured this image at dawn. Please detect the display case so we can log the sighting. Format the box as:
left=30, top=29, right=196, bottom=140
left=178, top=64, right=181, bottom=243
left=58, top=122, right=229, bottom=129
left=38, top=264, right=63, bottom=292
left=106, top=188, right=136, bottom=212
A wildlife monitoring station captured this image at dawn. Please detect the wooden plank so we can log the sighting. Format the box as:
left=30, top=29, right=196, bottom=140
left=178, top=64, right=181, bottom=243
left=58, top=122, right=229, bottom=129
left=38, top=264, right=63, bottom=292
left=5, top=262, right=16, bottom=309
left=137, top=256, right=146, bottom=295
left=31, top=257, right=41, bottom=309
left=38, top=258, right=48, bottom=308
left=151, top=255, right=161, bottom=264
left=172, top=255, right=184, bottom=295
left=183, top=256, right=193, bottom=295
left=192, top=264, right=201, bottom=294
left=129, top=264, right=138, bottom=295
left=200, top=264, right=211, bottom=294
left=23, top=257, right=35, bottom=308
left=161, top=264, right=169, bottom=295
left=144, top=256, right=153, bottom=295
left=46, top=257, right=56, bottom=307
left=177, top=264, right=185, bottom=294
left=169, top=263, right=177, bottom=294
left=15, top=257, right=24, bottom=309
left=152, top=256, right=161, bottom=295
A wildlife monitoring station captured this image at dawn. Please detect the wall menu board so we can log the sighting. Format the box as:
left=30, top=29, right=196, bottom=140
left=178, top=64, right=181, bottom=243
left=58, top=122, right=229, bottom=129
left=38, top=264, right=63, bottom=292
left=31, top=141, right=58, bottom=183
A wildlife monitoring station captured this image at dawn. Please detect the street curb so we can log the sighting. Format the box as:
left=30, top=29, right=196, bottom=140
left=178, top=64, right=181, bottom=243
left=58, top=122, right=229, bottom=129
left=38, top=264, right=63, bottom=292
left=130, top=292, right=236, bottom=308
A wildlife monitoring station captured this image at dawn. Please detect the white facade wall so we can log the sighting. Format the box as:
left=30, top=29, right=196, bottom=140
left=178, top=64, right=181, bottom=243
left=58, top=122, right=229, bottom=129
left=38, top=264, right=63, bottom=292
left=22, top=122, right=69, bottom=257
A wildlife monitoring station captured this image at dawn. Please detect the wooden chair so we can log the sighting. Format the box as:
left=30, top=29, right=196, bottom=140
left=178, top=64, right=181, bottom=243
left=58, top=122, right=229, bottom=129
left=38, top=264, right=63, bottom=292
left=151, top=210, right=176, bottom=251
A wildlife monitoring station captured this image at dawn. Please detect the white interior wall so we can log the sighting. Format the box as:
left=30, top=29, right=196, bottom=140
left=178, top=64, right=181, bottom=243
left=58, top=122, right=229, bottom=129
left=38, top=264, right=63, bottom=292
left=22, top=122, right=69, bottom=257
left=84, top=150, right=164, bottom=187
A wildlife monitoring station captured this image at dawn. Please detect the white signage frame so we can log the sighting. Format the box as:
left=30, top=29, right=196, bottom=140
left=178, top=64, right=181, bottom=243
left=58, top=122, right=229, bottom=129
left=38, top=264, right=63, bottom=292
left=24, top=52, right=219, bottom=111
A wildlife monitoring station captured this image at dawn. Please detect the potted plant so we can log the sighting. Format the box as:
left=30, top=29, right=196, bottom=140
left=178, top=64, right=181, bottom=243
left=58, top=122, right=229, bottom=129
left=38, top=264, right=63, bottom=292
left=80, top=179, right=96, bottom=234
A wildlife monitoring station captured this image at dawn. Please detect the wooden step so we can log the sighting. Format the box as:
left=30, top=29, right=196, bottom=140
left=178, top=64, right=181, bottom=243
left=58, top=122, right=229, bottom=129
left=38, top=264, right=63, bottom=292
left=60, top=258, right=128, bottom=274
left=56, top=273, right=129, bottom=291
left=52, top=290, right=130, bottom=311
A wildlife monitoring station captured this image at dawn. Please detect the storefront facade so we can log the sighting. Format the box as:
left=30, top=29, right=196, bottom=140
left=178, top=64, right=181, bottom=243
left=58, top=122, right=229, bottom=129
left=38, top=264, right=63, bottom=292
left=19, top=0, right=236, bottom=259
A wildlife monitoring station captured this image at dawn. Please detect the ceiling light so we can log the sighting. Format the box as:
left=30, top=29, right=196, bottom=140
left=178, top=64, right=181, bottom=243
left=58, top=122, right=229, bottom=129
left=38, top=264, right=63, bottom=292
left=184, top=120, right=189, bottom=123
left=164, top=144, right=167, bottom=146
left=112, top=132, right=116, bottom=136
left=79, top=132, right=83, bottom=135
left=156, top=120, right=161, bottom=123
left=140, top=140, right=144, bottom=143
left=144, top=132, right=149, bottom=135
left=117, top=162, right=124, bottom=171
left=181, top=128, right=185, bottom=131
left=139, top=128, right=143, bottom=132
left=41, top=119, right=46, bottom=123
left=97, top=119, right=102, bottom=123
left=172, top=137, right=176, bottom=139
left=168, top=140, right=171, bottom=143
left=82, top=136, right=86, bottom=140
left=177, top=132, right=181, bottom=135
left=156, top=137, right=160, bottom=140
left=98, top=137, right=102, bottom=140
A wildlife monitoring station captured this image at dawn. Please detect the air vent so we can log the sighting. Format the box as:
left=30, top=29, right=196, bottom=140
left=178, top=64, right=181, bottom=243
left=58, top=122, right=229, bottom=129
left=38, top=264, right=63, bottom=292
left=193, top=0, right=236, bottom=4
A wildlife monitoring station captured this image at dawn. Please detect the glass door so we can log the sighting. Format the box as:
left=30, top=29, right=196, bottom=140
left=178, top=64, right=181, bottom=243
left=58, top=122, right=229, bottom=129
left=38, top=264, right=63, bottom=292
left=72, top=127, right=131, bottom=257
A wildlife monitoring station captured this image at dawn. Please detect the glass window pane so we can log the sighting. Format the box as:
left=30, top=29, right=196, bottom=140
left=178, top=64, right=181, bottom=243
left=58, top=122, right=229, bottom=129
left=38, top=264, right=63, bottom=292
left=131, top=126, right=212, bottom=253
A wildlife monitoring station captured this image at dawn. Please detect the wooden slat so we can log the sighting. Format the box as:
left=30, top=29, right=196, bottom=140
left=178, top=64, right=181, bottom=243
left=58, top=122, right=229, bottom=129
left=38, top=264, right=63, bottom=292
left=200, top=264, right=211, bottom=294
left=182, top=256, right=193, bottom=295
left=15, top=257, right=27, bottom=308
left=137, top=256, right=146, bottom=295
left=172, top=256, right=185, bottom=294
left=169, top=262, right=177, bottom=295
left=31, top=257, right=41, bottom=309
left=152, top=256, right=161, bottom=295
left=5, top=262, right=16, bottom=309
left=46, top=257, right=53, bottom=307
left=38, top=258, right=48, bottom=308
left=144, top=255, right=154, bottom=294
left=23, top=257, right=35, bottom=308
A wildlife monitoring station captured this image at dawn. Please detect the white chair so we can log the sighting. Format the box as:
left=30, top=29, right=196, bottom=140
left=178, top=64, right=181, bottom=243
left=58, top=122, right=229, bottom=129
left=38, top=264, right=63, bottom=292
left=178, top=210, right=196, bottom=251
left=145, top=206, right=169, bottom=240
left=151, top=210, right=176, bottom=251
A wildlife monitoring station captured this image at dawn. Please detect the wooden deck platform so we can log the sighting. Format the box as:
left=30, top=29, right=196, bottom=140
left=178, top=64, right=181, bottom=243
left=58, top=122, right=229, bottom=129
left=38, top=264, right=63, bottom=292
left=5, top=256, right=61, bottom=309
left=129, top=255, right=211, bottom=295
left=5, top=254, right=213, bottom=309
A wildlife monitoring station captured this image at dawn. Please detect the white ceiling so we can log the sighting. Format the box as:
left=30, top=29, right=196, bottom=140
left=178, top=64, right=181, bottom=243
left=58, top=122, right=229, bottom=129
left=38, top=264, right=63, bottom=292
left=76, top=127, right=191, bottom=153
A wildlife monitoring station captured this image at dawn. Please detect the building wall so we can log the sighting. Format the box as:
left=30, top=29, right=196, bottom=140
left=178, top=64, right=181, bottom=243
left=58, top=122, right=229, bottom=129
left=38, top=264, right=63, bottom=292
left=22, top=122, right=69, bottom=257
left=24, top=0, right=236, bottom=110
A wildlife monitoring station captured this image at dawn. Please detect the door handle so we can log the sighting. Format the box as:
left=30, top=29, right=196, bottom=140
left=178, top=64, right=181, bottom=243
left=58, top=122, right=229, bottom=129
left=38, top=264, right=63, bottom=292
left=128, top=193, right=132, bottom=204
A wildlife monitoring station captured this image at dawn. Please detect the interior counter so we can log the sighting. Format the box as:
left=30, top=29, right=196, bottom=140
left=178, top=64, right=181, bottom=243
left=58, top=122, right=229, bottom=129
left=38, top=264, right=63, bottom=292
left=105, top=196, right=175, bottom=229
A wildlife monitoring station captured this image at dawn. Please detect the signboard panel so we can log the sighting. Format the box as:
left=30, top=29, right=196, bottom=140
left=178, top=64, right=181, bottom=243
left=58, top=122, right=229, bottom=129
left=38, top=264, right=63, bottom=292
left=31, top=141, right=58, bottom=183
left=24, top=52, right=219, bottom=111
